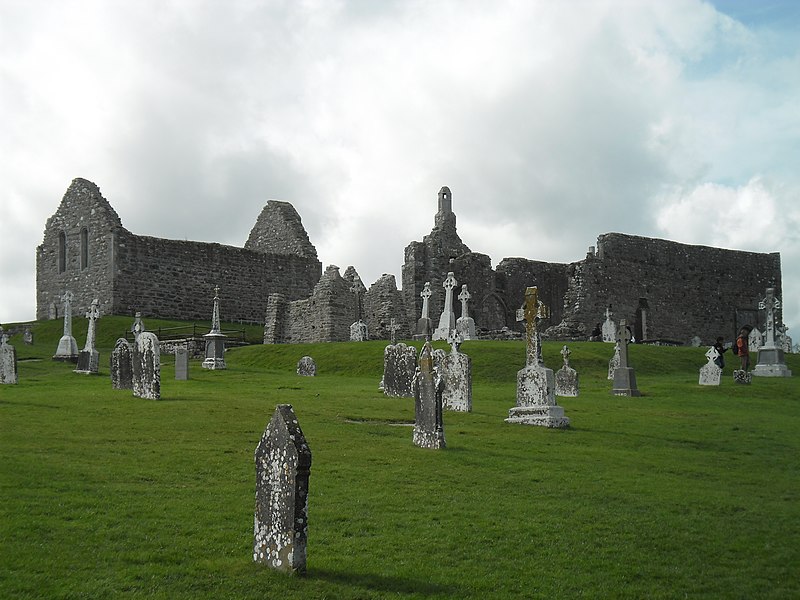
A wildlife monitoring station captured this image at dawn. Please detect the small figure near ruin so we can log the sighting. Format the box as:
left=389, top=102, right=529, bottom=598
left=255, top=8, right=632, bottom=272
left=506, top=287, right=569, bottom=428
left=110, top=338, right=133, bottom=390
left=202, top=285, right=227, bottom=370
left=415, top=282, right=433, bottom=339
left=433, top=272, right=458, bottom=341
left=611, top=319, right=641, bottom=396
left=296, top=356, right=316, bottom=377
left=412, top=341, right=446, bottom=449
left=699, top=346, right=722, bottom=386
left=555, top=344, right=579, bottom=397
left=75, top=298, right=100, bottom=375
left=442, top=331, right=472, bottom=412
left=254, top=404, right=312, bottom=574
left=601, top=305, right=617, bottom=343
left=0, top=326, right=18, bottom=385
left=455, top=284, right=476, bottom=340
left=132, top=332, right=161, bottom=400
left=752, top=288, right=792, bottom=377
left=53, top=290, right=79, bottom=362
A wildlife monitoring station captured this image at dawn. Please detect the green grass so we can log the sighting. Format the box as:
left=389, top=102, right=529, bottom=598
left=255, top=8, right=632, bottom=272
left=1, top=319, right=799, bottom=599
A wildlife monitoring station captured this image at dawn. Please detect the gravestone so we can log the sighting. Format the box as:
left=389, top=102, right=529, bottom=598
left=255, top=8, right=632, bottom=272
left=752, top=288, right=792, bottom=377
left=455, top=284, right=476, bottom=340
left=23, top=324, right=33, bottom=345
left=349, top=320, right=368, bottom=342
left=110, top=338, right=133, bottom=390
left=733, top=369, right=752, bottom=385
left=381, top=343, right=417, bottom=397
left=75, top=298, right=100, bottom=375
left=297, top=356, right=316, bottom=376
left=0, top=326, right=18, bottom=385
left=441, top=332, right=472, bottom=412
left=506, top=287, right=569, bottom=428
left=699, top=346, right=722, bottom=386
left=689, top=335, right=702, bottom=347
left=175, top=346, right=189, bottom=380
left=555, top=344, right=579, bottom=397
left=601, top=306, right=617, bottom=343
left=132, top=312, right=145, bottom=340
left=48, top=302, right=58, bottom=320
left=432, top=348, right=447, bottom=373
left=254, top=404, right=312, bottom=573
left=433, top=272, right=458, bottom=341
left=777, top=324, right=791, bottom=353
left=202, top=285, right=227, bottom=370
left=611, top=320, right=641, bottom=396
left=607, top=343, right=621, bottom=380
left=413, top=341, right=446, bottom=448
left=132, top=332, right=161, bottom=400
left=748, top=327, right=764, bottom=351
left=388, top=318, right=401, bottom=345
left=415, top=282, right=433, bottom=338
left=349, top=276, right=368, bottom=341
left=53, top=290, right=79, bottom=362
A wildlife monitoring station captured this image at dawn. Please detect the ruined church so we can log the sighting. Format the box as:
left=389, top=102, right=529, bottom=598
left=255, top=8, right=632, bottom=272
left=37, top=179, right=782, bottom=344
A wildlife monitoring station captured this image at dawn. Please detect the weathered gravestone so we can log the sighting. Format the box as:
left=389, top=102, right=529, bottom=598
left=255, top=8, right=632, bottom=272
left=433, top=272, right=458, bottom=341
left=752, top=288, right=792, bottom=377
left=132, top=332, right=161, bottom=400
left=441, top=332, right=472, bottom=412
left=601, top=306, right=617, bottom=343
left=699, top=346, right=722, bottom=386
left=506, top=287, right=569, bottom=428
left=296, top=356, right=316, bottom=377
left=689, top=335, right=702, bottom=348
left=175, top=346, right=189, bottom=381
left=254, top=404, right=312, bottom=574
left=53, top=290, right=79, bottom=362
left=110, top=338, right=133, bottom=390
left=23, top=324, right=33, bottom=345
left=748, top=327, right=764, bottom=351
left=611, top=320, right=641, bottom=396
left=413, top=341, right=446, bottom=449
left=381, top=343, right=417, bottom=397
left=415, top=282, right=433, bottom=338
left=455, top=284, right=476, bottom=340
left=607, top=343, right=621, bottom=380
left=555, top=344, right=579, bottom=397
left=733, top=369, right=752, bottom=385
left=0, top=326, right=18, bottom=385
left=202, top=285, right=227, bottom=370
left=75, top=298, right=100, bottom=375
left=349, top=320, right=368, bottom=342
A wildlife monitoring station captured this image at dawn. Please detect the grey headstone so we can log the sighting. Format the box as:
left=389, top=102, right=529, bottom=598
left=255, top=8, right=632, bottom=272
left=297, top=356, right=316, bottom=377
left=0, top=327, right=18, bottom=385
left=74, top=299, right=101, bottom=375
left=689, top=335, right=702, bottom=347
left=110, top=338, right=133, bottom=390
left=433, top=272, right=458, bottom=341
left=132, top=332, right=161, bottom=399
left=752, top=288, right=792, bottom=377
left=441, top=340, right=472, bottom=412
left=611, top=320, right=641, bottom=396
left=412, top=341, right=446, bottom=449
left=53, top=290, right=79, bottom=362
left=254, top=404, right=312, bottom=574
left=415, top=282, right=433, bottom=338
left=601, top=306, right=617, bottom=343
left=455, top=284, right=476, bottom=340
left=699, top=346, right=722, bottom=386
left=202, top=285, right=227, bottom=370
left=349, top=320, right=368, bottom=342
left=555, top=345, right=579, bottom=397
left=381, top=343, right=417, bottom=397
left=175, top=346, right=189, bottom=380
left=733, top=369, right=752, bottom=385
left=22, top=325, right=33, bottom=345
left=607, top=343, right=621, bottom=380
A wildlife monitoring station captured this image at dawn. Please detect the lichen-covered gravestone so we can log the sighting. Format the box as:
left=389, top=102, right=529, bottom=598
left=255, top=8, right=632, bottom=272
left=0, top=326, right=18, bottom=385
left=555, top=344, right=579, bottom=397
left=110, top=338, right=133, bottom=390
left=254, top=404, right=312, bottom=574
left=607, top=343, right=621, bottom=380
left=381, top=343, right=417, bottom=397
left=75, top=298, right=100, bottom=375
left=296, top=356, right=316, bottom=377
left=611, top=320, right=641, bottom=396
left=601, top=306, right=617, bottom=343
left=132, top=332, right=160, bottom=399
left=175, top=346, right=189, bottom=380
left=433, top=272, right=458, bottom=341
left=413, top=341, right=446, bottom=449
left=699, top=346, right=722, bottom=386
left=752, top=288, right=792, bottom=377
left=455, top=284, right=476, bottom=340
left=441, top=333, right=472, bottom=412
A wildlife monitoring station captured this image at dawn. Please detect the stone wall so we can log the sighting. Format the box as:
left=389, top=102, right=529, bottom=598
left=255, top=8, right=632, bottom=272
left=364, top=274, right=409, bottom=340
left=496, top=258, right=571, bottom=334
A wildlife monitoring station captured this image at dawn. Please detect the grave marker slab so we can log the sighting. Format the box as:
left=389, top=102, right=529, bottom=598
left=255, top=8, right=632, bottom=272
left=381, top=343, right=417, bottom=397
left=555, top=345, right=579, bottom=397
left=175, top=346, right=189, bottom=380
left=0, top=327, right=18, bottom=385
left=132, top=332, right=161, bottom=400
left=413, top=341, right=446, bottom=448
left=297, top=356, right=316, bottom=376
left=110, top=338, right=133, bottom=390
left=699, top=346, right=722, bottom=386
left=601, top=306, right=617, bottom=343
left=442, top=333, right=472, bottom=412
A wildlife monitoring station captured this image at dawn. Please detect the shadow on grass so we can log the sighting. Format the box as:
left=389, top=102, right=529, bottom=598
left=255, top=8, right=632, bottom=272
left=309, top=567, right=462, bottom=597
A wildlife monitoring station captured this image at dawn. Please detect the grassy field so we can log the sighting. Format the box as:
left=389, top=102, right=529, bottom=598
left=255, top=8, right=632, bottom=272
left=1, top=317, right=799, bottom=599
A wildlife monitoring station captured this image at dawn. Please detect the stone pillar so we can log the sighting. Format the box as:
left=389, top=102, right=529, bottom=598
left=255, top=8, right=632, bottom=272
left=132, top=332, right=161, bottom=400
left=433, top=272, right=457, bottom=341
left=412, top=341, right=446, bottom=448
left=0, top=326, right=18, bottom=385
left=53, top=290, right=79, bottom=362
left=203, top=285, right=227, bottom=370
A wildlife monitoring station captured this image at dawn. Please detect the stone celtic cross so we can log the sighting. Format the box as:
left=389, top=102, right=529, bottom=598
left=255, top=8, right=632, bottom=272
left=83, top=298, right=100, bottom=352
left=605, top=306, right=613, bottom=321
left=560, top=344, right=571, bottom=368
left=758, top=287, right=780, bottom=348
left=616, top=319, right=632, bottom=368
left=458, top=284, right=471, bottom=319
left=61, top=290, right=74, bottom=337
left=441, top=272, right=457, bottom=315
left=388, top=318, right=401, bottom=345
left=420, top=282, right=432, bottom=320
left=518, top=286, right=549, bottom=367
left=350, top=275, right=365, bottom=321
left=210, top=285, right=221, bottom=334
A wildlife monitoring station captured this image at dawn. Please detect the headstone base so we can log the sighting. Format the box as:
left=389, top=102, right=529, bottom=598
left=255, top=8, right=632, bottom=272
left=53, top=335, right=79, bottom=362
left=752, top=348, right=792, bottom=377
left=505, top=405, right=570, bottom=428
left=733, top=369, right=752, bottom=384
left=412, top=426, right=446, bottom=449
left=202, top=357, right=227, bottom=370
left=611, top=367, right=641, bottom=396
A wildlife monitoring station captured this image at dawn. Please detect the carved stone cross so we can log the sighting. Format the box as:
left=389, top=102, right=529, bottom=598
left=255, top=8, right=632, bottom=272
left=605, top=306, right=613, bottom=321
left=61, top=290, right=74, bottom=337
left=210, top=285, right=222, bottom=334
left=441, top=271, right=457, bottom=314
left=388, top=318, right=401, bottom=345
left=518, top=287, right=549, bottom=367
left=616, top=319, right=632, bottom=368
left=83, top=298, right=100, bottom=352
left=447, top=329, right=462, bottom=353
left=560, top=344, right=571, bottom=368
left=420, top=282, right=432, bottom=320
left=132, top=311, right=145, bottom=338
left=458, top=284, right=471, bottom=319
left=758, top=287, right=780, bottom=348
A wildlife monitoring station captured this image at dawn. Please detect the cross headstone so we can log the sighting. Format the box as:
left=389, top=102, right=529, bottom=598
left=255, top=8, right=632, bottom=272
left=442, top=331, right=472, bottom=412
left=412, top=341, right=446, bottom=448
left=0, top=326, right=18, bottom=385
left=110, top=338, right=133, bottom=390
left=202, top=285, right=227, bottom=370
left=296, top=356, right=316, bottom=376
left=699, top=346, right=722, bottom=386
left=555, top=344, right=579, bottom=397
left=611, top=319, right=640, bottom=396
left=75, top=298, right=100, bottom=374
left=433, top=272, right=458, bottom=341
left=455, top=284, right=476, bottom=340
left=53, top=290, right=79, bottom=362
left=349, top=319, right=368, bottom=342
left=415, top=282, right=433, bottom=338
left=381, top=342, right=417, bottom=397
left=132, top=331, right=161, bottom=399
left=517, top=287, right=549, bottom=368
left=601, top=305, right=617, bottom=343
left=388, top=318, right=401, bottom=345
left=607, top=343, right=621, bottom=380
left=132, top=312, right=145, bottom=340
left=752, top=288, right=792, bottom=377
left=254, top=404, right=312, bottom=573
left=22, top=324, right=33, bottom=345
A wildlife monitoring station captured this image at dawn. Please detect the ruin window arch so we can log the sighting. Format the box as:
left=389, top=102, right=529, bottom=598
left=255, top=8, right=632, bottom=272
left=58, top=231, right=67, bottom=273
left=80, top=228, right=89, bottom=270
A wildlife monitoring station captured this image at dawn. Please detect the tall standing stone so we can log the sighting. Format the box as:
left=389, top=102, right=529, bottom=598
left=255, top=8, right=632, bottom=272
left=601, top=306, right=617, bottom=343
left=412, top=341, right=446, bottom=449
left=441, top=332, right=472, bottom=412
left=752, top=288, right=792, bottom=377
left=415, top=282, right=433, bottom=338
left=132, top=332, right=161, bottom=400
left=381, top=343, right=417, bottom=397
left=699, top=346, right=722, bottom=386
left=110, top=338, right=133, bottom=390
left=132, top=312, right=145, bottom=340
left=455, top=284, right=477, bottom=340
left=607, top=343, right=621, bottom=380
left=555, top=345, right=579, bottom=397
left=175, top=346, right=189, bottom=381
left=254, top=404, right=312, bottom=574
left=53, top=290, right=79, bottom=362
left=0, top=326, right=18, bottom=385
left=433, top=272, right=458, bottom=341
left=202, top=285, right=227, bottom=370
left=506, top=287, right=569, bottom=428
left=75, top=298, right=100, bottom=375
left=611, top=320, right=641, bottom=396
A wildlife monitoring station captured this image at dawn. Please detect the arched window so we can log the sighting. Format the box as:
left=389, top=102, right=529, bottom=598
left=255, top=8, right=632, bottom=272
left=80, top=228, right=89, bottom=270
left=58, top=231, right=67, bottom=273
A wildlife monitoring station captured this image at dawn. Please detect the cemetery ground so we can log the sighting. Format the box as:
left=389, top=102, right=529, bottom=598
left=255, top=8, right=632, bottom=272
left=2, top=318, right=799, bottom=599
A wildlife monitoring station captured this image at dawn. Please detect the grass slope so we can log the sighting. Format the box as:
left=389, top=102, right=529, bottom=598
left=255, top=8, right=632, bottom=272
left=1, top=319, right=799, bottom=599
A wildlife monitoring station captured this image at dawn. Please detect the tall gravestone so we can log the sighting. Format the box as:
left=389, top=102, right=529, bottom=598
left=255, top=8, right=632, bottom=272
left=254, top=404, right=312, bottom=574
left=441, top=332, right=472, bottom=412
left=607, top=343, right=621, bottom=380
left=0, top=326, right=18, bottom=385
left=433, top=272, right=458, bottom=341
left=132, top=332, right=161, bottom=400
left=601, top=306, right=617, bottom=343
left=455, top=284, right=477, bottom=340
left=555, top=344, right=579, bottom=397
left=412, top=341, right=446, bottom=449
left=381, top=343, right=417, bottom=397
left=415, top=282, right=433, bottom=338
left=506, top=287, right=569, bottom=428
left=53, top=290, right=79, bottom=362
left=75, top=298, right=100, bottom=375
left=110, top=338, right=133, bottom=390
left=752, top=288, right=792, bottom=377
left=202, top=286, right=227, bottom=370
left=349, top=275, right=368, bottom=341
left=611, top=320, right=641, bottom=396
left=699, top=346, right=722, bottom=386
left=175, top=346, right=189, bottom=381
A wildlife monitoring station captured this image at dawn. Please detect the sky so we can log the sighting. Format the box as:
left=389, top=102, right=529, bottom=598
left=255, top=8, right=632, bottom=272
left=1, top=0, right=799, bottom=338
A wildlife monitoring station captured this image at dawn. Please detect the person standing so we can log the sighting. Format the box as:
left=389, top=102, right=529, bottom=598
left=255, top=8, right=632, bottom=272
left=736, top=328, right=750, bottom=371
left=713, top=336, right=727, bottom=369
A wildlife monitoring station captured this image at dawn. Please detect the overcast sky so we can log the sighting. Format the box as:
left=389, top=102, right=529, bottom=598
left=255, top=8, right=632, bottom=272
left=2, top=0, right=799, bottom=337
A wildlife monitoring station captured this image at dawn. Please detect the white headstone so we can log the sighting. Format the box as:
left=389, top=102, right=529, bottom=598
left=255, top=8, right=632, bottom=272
left=433, top=272, right=458, bottom=341
left=442, top=332, right=472, bottom=412
left=555, top=344, right=579, bottom=397
left=699, top=346, right=722, bottom=386
left=53, top=290, right=79, bottom=361
left=132, top=332, right=161, bottom=400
